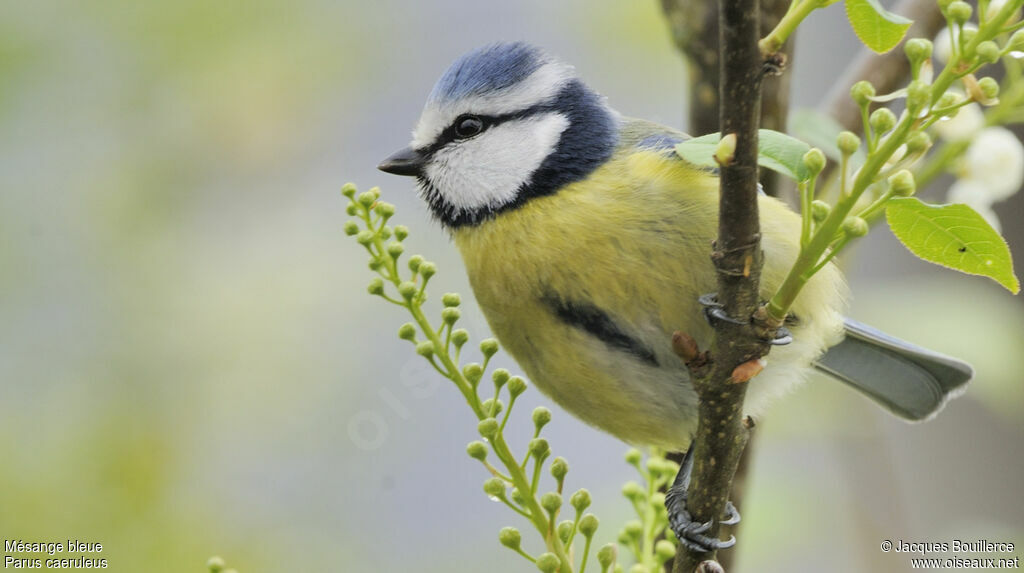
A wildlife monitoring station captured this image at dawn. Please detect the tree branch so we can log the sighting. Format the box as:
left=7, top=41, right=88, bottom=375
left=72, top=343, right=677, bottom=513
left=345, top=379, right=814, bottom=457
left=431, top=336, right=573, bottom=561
left=662, top=0, right=795, bottom=199
left=824, top=0, right=946, bottom=133
left=671, top=0, right=771, bottom=569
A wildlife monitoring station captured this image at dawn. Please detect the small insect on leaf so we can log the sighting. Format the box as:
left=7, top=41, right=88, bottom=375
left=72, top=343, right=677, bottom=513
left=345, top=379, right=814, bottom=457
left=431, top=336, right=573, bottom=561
left=675, top=129, right=813, bottom=182
left=885, top=197, right=1020, bottom=293
left=845, top=0, right=913, bottom=54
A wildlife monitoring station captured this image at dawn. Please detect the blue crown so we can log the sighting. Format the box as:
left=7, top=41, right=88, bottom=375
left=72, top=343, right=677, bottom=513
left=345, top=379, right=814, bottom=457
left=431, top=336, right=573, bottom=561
left=428, top=42, right=549, bottom=104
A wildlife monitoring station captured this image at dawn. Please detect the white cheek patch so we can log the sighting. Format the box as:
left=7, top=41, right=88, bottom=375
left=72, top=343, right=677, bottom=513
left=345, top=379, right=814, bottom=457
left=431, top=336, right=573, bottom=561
left=412, top=61, right=573, bottom=149
left=423, top=112, right=570, bottom=214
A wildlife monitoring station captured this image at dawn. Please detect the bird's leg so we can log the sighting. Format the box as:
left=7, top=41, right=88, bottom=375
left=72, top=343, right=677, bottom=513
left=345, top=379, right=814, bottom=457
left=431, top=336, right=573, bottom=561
left=698, top=293, right=792, bottom=345
left=665, top=442, right=739, bottom=553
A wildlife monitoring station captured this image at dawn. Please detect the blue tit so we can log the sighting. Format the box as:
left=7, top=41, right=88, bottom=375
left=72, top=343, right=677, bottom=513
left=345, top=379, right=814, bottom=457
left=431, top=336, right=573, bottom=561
left=378, top=42, right=972, bottom=451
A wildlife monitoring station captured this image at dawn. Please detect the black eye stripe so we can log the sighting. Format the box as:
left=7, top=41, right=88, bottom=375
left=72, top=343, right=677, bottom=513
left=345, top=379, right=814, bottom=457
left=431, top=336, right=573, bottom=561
left=420, top=100, right=562, bottom=156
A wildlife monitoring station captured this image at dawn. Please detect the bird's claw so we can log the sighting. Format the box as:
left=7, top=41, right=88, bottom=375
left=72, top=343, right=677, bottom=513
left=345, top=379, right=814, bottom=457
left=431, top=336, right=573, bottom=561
left=665, top=444, right=741, bottom=553
left=698, top=293, right=746, bottom=326
left=700, top=292, right=793, bottom=346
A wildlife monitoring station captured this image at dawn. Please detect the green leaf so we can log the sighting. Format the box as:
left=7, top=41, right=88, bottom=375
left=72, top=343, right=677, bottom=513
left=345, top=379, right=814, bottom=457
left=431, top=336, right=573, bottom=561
left=886, top=198, right=1020, bottom=293
left=845, top=0, right=912, bottom=53
left=674, top=129, right=813, bottom=182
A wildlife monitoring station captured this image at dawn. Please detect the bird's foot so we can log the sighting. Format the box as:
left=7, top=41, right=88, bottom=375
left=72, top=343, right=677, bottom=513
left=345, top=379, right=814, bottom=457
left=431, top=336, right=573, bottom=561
left=665, top=444, right=739, bottom=553
left=698, top=293, right=792, bottom=346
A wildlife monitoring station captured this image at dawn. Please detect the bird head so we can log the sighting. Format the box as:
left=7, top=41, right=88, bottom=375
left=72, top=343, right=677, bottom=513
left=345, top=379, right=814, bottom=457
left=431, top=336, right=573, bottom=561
left=378, top=42, right=619, bottom=228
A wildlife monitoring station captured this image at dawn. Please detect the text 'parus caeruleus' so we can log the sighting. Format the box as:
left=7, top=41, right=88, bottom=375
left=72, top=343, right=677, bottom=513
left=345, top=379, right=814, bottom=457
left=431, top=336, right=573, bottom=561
left=378, top=42, right=973, bottom=451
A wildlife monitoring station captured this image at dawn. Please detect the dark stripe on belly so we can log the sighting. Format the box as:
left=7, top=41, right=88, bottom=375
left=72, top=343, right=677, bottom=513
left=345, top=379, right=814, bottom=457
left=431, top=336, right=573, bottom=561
left=543, top=295, right=659, bottom=367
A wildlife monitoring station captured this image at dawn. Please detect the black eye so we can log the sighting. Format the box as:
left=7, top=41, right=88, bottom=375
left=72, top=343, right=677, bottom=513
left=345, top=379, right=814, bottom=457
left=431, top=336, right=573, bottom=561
left=454, top=115, right=484, bottom=139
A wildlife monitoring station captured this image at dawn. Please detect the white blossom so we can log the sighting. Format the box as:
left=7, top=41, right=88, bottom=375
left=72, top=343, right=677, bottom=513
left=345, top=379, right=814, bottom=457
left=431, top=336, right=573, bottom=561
left=963, top=127, right=1024, bottom=201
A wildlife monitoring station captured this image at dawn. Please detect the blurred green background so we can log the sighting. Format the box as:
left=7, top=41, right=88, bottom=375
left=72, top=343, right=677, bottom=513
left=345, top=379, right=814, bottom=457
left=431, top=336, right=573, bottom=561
left=1, top=1, right=1021, bottom=571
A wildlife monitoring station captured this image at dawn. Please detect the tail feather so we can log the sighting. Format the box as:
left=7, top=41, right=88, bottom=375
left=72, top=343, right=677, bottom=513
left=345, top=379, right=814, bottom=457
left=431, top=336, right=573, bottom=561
left=813, top=319, right=973, bottom=421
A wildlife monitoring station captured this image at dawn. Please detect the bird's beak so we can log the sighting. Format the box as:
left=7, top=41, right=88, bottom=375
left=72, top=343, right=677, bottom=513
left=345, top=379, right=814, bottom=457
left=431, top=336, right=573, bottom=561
left=377, top=147, right=425, bottom=177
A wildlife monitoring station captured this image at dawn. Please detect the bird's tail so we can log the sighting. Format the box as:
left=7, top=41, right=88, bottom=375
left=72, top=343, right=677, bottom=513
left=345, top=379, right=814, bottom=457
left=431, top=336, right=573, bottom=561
left=813, top=318, right=973, bottom=421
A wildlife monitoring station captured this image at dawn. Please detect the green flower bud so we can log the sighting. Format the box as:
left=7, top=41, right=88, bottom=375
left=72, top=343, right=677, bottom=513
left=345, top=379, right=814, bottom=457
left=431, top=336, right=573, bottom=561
left=811, top=200, right=831, bottom=222
left=357, top=191, right=377, bottom=207
left=341, top=183, right=357, bottom=199
left=889, top=169, right=917, bottom=196
left=550, top=457, right=569, bottom=481
left=851, top=80, right=876, bottom=106
left=466, top=440, right=488, bottom=461
left=367, top=278, right=385, bottom=296
left=937, top=0, right=954, bottom=11
left=837, top=131, right=861, bottom=155
left=529, top=438, right=550, bottom=458
left=905, top=131, right=932, bottom=154
left=947, top=1, right=972, bottom=23
left=478, top=417, right=499, bottom=439
left=1010, top=30, right=1024, bottom=52
left=398, top=323, right=417, bottom=341
left=535, top=553, right=560, bottom=573
left=394, top=225, right=409, bottom=241
left=480, top=338, right=499, bottom=359
left=370, top=187, right=380, bottom=199
left=904, top=38, right=933, bottom=63
left=419, top=262, right=437, bottom=279
left=374, top=201, right=395, bottom=218
left=622, top=481, right=645, bottom=502
left=976, top=41, right=1000, bottom=64
left=483, top=477, right=506, bottom=498
left=343, top=221, right=359, bottom=236
left=452, top=329, right=470, bottom=348
left=532, top=406, right=552, bottom=432
left=498, top=526, right=521, bottom=550
left=935, top=92, right=961, bottom=109
left=379, top=225, right=392, bottom=240
left=843, top=216, right=870, bottom=238
left=398, top=281, right=417, bottom=301
left=492, top=368, right=510, bottom=388
left=480, top=398, right=503, bottom=417
left=408, top=255, right=424, bottom=272
left=578, top=513, right=599, bottom=537
left=442, top=307, right=461, bottom=325
left=624, top=448, right=643, bottom=466
left=345, top=204, right=358, bottom=216
left=802, top=148, right=826, bottom=175
left=655, top=539, right=677, bottom=562
left=540, top=491, right=562, bottom=514
left=368, top=258, right=383, bottom=271
left=623, top=519, right=643, bottom=539
left=557, top=520, right=574, bottom=544
left=906, top=80, right=931, bottom=111
left=571, top=488, right=592, bottom=512
left=387, top=241, right=404, bottom=259
left=961, top=27, right=977, bottom=45
left=869, top=107, right=897, bottom=135
left=597, top=544, right=617, bottom=569
left=442, top=292, right=461, bottom=307
left=650, top=492, right=667, bottom=511
left=978, top=76, right=1000, bottom=100
left=463, top=363, right=483, bottom=386
left=355, top=230, right=374, bottom=246
left=508, top=376, right=528, bottom=397
left=207, top=556, right=225, bottom=573
left=628, top=564, right=646, bottom=573
left=510, top=488, right=527, bottom=506
left=415, top=341, right=434, bottom=357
